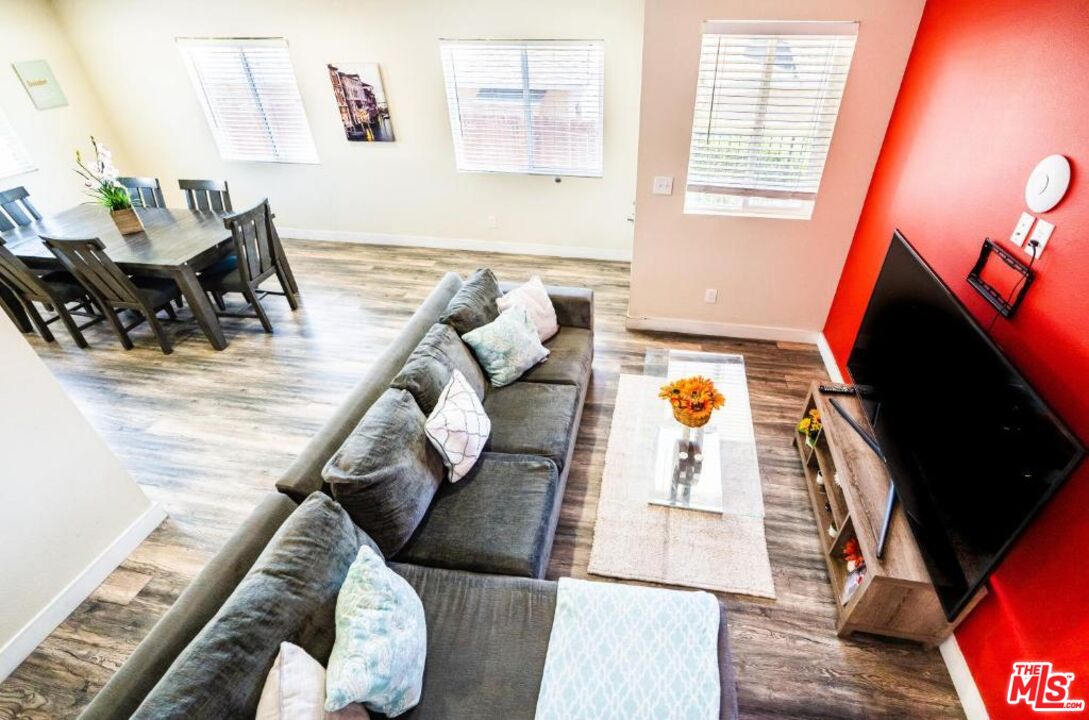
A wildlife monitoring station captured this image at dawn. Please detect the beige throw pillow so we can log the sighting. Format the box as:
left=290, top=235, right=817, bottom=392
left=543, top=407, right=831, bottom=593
left=256, top=642, right=370, bottom=720
left=497, top=275, right=559, bottom=342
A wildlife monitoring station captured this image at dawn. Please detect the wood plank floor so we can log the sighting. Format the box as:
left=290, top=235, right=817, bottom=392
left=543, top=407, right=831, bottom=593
left=0, top=240, right=964, bottom=719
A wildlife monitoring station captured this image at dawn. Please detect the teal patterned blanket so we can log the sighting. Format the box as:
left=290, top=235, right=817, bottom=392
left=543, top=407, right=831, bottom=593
left=535, top=577, right=721, bottom=719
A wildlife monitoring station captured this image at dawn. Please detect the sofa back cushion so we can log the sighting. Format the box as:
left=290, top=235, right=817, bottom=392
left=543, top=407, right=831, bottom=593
left=323, top=388, right=444, bottom=556
left=439, top=268, right=501, bottom=336
left=131, top=494, right=373, bottom=720
left=390, top=323, right=486, bottom=415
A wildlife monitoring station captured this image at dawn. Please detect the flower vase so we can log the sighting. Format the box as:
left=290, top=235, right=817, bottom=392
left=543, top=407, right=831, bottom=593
left=111, top=207, right=143, bottom=235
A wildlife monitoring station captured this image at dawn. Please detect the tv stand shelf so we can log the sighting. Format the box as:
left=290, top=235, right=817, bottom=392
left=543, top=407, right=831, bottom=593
left=794, top=382, right=979, bottom=645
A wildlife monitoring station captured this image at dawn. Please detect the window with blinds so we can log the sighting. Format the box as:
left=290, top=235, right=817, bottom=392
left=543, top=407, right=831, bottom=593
left=685, top=21, right=858, bottom=219
left=178, top=38, right=318, bottom=164
left=440, top=40, right=604, bottom=177
left=0, top=105, right=34, bottom=180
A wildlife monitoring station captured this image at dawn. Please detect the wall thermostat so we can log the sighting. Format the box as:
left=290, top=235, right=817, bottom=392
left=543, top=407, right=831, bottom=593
left=1025, top=154, right=1071, bottom=213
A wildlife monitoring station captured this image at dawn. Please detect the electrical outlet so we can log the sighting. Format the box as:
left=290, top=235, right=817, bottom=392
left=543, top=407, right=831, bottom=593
left=1010, top=212, right=1035, bottom=247
left=487, top=215, right=498, bottom=229
left=704, top=288, right=718, bottom=304
left=1027, top=219, right=1054, bottom=259
left=652, top=176, right=674, bottom=195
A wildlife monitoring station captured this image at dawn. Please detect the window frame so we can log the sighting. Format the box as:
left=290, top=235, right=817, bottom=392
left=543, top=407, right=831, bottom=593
left=177, top=36, right=319, bottom=165
left=439, top=38, right=606, bottom=178
left=683, top=20, right=859, bottom=220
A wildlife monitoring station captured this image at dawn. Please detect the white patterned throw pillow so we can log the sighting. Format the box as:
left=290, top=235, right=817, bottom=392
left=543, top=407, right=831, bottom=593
left=497, top=275, right=559, bottom=342
left=425, top=370, right=490, bottom=482
left=462, top=304, right=550, bottom=387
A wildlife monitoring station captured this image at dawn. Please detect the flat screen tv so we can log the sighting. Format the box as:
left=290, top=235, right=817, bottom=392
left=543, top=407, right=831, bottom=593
left=847, top=231, right=1084, bottom=620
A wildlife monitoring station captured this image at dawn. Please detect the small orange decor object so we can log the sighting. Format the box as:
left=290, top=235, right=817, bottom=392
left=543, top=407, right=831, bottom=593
left=659, top=375, right=725, bottom=428
left=843, top=537, right=866, bottom=573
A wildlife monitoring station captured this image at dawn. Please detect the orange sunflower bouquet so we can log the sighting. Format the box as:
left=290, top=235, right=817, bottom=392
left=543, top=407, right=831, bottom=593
left=659, top=375, right=726, bottom=428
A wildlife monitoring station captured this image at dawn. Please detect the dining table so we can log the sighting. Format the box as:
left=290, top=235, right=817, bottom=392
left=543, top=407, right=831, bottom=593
left=0, top=204, right=297, bottom=351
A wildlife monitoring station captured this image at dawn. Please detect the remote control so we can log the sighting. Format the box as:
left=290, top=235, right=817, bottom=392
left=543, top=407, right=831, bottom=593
left=819, top=383, right=855, bottom=395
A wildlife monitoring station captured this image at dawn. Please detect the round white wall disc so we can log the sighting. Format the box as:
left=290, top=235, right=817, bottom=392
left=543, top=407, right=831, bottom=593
left=1025, top=154, right=1071, bottom=213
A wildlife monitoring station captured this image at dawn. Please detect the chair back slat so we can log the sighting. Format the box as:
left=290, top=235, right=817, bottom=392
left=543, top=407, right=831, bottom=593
left=119, top=177, right=165, bottom=209
left=0, top=186, right=42, bottom=227
left=42, top=236, right=142, bottom=305
left=179, top=179, right=231, bottom=214
left=224, top=199, right=278, bottom=284
left=0, top=241, right=47, bottom=299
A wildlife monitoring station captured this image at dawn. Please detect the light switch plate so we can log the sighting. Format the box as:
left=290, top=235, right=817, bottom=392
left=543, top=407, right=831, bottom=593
left=652, top=176, right=674, bottom=195
left=1027, top=219, right=1054, bottom=259
left=1010, top=212, right=1035, bottom=247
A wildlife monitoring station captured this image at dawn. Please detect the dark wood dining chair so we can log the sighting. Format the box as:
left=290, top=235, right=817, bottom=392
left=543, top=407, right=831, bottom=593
left=118, top=176, right=165, bottom=209
left=0, top=239, right=101, bottom=347
left=199, top=199, right=299, bottom=333
left=42, top=236, right=182, bottom=354
left=179, top=179, right=233, bottom=213
left=0, top=186, right=42, bottom=230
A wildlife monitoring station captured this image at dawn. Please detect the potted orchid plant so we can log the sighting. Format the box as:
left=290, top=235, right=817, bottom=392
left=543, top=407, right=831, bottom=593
left=75, top=136, right=142, bottom=235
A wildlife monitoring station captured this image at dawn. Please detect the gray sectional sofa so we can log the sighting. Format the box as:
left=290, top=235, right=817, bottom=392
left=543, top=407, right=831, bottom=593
left=78, top=272, right=739, bottom=719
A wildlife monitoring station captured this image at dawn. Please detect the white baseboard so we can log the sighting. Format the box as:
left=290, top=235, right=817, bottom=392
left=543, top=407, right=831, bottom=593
left=625, top=315, right=821, bottom=344
left=816, top=333, right=845, bottom=383
left=0, top=502, right=168, bottom=683
left=278, top=227, right=633, bottom=262
left=940, top=636, right=990, bottom=720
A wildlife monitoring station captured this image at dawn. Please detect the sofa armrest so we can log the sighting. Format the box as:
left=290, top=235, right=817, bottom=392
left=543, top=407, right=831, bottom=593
left=79, top=493, right=298, bottom=720
left=498, top=281, right=594, bottom=331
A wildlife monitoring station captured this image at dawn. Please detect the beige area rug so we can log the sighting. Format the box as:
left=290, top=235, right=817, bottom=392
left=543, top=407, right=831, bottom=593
left=588, top=373, right=776, bottom=599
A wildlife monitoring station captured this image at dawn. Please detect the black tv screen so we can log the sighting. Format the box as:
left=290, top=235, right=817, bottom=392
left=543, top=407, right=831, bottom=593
left=847, top=231, right=1084, bottom=620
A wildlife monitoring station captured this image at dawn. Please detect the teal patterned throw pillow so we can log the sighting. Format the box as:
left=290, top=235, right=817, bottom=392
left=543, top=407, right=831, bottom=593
left=325, top=546, right=427, bottom=716
left=462, top=304, right=550, bottom=387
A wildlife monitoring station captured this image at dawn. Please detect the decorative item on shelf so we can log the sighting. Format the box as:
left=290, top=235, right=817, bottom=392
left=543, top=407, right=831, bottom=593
left=842, top=537, right=866, bottom=573
left=833, top=472, right=841, bottom=487
left=797, top=408, right=822, bottom=448
left=815, top=471, right=825, bottom=487
left=842, top=537, right=867, bottom=603
left=827, top=523, right=837, bottom=538
left=842, top=567, right=865, bottom=604
left=75, top=136, right=143, bottom=235
left=660, top=375, right=725, bottom=429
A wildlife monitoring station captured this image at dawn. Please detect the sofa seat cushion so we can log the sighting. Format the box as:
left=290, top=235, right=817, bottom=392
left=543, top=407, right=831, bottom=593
left=389, top=564, right=557, bottom=720
left=323, top=389, right=445, bottom=557
left=395, top=453, right=559, bottom=578
left=484, top=382, right=580, bottom=472
left=390, top=323, right=486, bottom=415
left=519, top=327, right=593, bottom=387
left=131, top=494, right=373, bottom=720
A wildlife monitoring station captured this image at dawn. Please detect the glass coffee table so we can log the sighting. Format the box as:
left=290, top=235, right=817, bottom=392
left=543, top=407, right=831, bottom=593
left=641, top=349, right=762, bottom=516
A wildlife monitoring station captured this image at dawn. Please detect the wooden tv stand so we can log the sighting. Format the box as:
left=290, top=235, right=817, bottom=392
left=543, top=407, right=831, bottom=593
left=793, top=382, right=979, bottom=645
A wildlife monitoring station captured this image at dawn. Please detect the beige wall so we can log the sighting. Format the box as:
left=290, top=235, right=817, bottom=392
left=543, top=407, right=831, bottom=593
left=0, top=317, right=157, bottom=678
left=628, top=0, right=924, bottom=334
left=50, top=0, right=644, bottom=259
left=0, top=0, right=132, bottom=214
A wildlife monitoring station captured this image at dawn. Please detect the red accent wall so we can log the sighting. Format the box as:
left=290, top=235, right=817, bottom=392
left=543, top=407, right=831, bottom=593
left=823, top=1, right=1089, bottom=716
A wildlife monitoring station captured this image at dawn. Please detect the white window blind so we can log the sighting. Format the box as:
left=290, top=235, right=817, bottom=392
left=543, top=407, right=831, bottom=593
left=178, top=38, right=318, bottom=164
left=0, top=105, right=34, bottom=179
left=440, top=40, right=604, bottom=177
left=685, top=21, right=858, bottom=219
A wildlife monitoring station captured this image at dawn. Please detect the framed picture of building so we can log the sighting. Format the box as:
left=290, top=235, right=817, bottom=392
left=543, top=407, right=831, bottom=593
left=327, top=63, right=395, bottom=142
